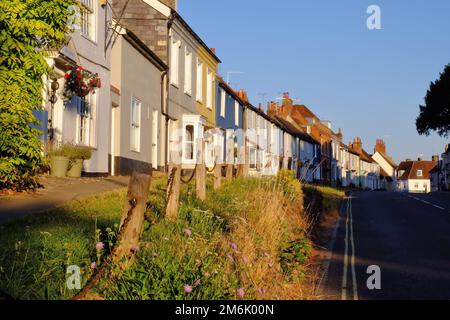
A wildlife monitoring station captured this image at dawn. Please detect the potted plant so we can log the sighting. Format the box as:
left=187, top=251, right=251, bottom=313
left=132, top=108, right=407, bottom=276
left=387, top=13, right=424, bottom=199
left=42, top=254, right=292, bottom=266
left=67, top=145, right=93, bottom=178
left=47, top=144, right=71, bottom=177
left=62, top=66, right=102, bottom=101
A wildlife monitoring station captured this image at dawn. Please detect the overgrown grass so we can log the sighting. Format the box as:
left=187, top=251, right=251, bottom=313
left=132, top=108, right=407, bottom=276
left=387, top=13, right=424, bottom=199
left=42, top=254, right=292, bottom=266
left=0, top=170, right=343, bottom=300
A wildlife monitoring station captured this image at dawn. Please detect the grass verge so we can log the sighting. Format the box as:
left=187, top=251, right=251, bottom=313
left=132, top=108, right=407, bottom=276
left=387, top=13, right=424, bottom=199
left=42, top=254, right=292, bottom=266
left=0, top=170, right=344, bottom=300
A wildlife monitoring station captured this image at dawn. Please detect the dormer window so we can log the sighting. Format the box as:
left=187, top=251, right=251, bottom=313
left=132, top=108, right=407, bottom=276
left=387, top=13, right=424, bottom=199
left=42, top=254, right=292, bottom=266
left=417, top=170, right=423, bottom=177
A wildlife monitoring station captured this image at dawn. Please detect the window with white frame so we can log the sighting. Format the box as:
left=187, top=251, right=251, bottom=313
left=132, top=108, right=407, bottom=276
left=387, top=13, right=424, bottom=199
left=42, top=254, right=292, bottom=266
left=76, top=93, right=97, bottom=147
left=220, top=89, right=225, bottom=118
left=417, top=170, right=423, bottom=177
left=234, top=101, right=239, bottom=126
left=170, top=38, right=180, bottom=86
left=249, top=146, right=257, bottom=169
left=130, top=97, right=141, bottom=152
left=184, top=47, right=192, bottom=95
left=184, top=125, right=194, bottom=160
left=80, top=0, right=96, bottom=41
left=206, top=68, right=213, bottom=109
left=196, top=59, right=203, bottom=102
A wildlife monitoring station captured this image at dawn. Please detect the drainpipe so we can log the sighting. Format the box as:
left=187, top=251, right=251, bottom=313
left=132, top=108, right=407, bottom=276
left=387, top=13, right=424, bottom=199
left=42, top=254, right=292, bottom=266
left=162, top=12, right=175, bottom=171
left=161, top=69, right=168, bottom=171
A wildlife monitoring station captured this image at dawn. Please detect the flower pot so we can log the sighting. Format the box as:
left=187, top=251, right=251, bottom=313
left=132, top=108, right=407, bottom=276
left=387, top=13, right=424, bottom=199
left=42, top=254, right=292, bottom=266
left=67, top=159, right=84, bottom=178
left=50, top=156, right=69, bottom=177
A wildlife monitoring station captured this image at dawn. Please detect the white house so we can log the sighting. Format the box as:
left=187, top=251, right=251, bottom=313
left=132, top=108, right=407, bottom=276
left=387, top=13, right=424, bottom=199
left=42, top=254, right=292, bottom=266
left=396, top=159, right=438, bottom=193
left=371, top=139, right=397, bottom=191
left=45, top=0, right=112, bottom=175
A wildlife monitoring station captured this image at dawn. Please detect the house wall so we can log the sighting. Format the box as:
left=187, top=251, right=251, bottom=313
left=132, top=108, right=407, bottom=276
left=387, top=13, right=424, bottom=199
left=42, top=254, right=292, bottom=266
left=215, top=84, right=244, bottom=130
left=110, top=36, right=163, bottom=175
left=47, top=1, right=111, bottom=175
left=408, top=179, right=431, bottom=193
left=196, top=46, right=218, bottom=128
left=372, top=152, right=395, bottom=177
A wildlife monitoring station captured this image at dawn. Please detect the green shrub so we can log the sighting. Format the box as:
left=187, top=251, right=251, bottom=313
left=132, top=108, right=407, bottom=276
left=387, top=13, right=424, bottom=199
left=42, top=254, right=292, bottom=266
left=0, top=0, right=78, bottom=191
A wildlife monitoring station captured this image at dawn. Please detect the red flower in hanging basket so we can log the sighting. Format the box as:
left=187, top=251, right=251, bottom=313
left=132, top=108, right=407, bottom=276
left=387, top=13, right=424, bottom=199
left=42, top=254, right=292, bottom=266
left=62, top=66, right=102, bottom=101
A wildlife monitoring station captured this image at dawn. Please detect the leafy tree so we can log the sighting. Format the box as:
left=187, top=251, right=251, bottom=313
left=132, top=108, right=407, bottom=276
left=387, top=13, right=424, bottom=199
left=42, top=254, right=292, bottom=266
left=416, top=64, right=450, bottom=138
left=0, top=0, right=77, bottom=190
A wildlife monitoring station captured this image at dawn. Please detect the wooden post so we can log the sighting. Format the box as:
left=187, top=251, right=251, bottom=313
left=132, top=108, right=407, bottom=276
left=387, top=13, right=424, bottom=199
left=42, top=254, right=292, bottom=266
left=166, top=157, right=181, bottom=221
left=226, top=164, right=233, bottom=180
left=213, top=162, right=222, bottom=190
left=196, top=138, right=206, bottom=201
left=243, top=145, right=250, bottom=177
left=114, top=171, right=152, bottom=262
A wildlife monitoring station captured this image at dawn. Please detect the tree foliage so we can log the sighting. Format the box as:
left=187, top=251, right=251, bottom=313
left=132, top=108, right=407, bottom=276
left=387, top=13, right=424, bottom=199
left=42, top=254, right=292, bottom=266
left=416, top=64, right=450, bottom=138
left=0, top=0, right=77, bottom=190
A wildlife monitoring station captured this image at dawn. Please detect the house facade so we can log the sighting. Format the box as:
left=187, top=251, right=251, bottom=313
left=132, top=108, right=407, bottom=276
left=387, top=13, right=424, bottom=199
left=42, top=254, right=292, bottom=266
left=45, top=0, right=112, bottom=175
left=215, top=78, right=245, bottom=167
left=396, top=159, right=438, bottom=193
left=110, top=29, right=168, bottom=175
left=371, top=139, right=397, bottom=191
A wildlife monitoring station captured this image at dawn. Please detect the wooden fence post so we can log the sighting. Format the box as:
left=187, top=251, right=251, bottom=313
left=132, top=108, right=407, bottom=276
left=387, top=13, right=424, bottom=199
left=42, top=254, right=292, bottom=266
left=226, top=164, right=233, bottom=180
left=214, top=162, right=222, bottom=190
left=196, top=138, right=206, bottom=200
left=166, top=157, right=181, bottom=221
left=114, top=171, right=152, bottom=262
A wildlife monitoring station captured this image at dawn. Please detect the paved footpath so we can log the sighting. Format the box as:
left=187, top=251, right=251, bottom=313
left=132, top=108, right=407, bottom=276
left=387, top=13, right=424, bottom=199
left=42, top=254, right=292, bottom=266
left=0, top=175, right=129, bottom=224
left=321, top=191, right=450, bottom=300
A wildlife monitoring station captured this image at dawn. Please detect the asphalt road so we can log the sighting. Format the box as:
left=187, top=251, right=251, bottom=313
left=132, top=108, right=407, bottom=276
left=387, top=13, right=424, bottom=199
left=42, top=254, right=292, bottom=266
left=322, top=191, right=450, bottom=300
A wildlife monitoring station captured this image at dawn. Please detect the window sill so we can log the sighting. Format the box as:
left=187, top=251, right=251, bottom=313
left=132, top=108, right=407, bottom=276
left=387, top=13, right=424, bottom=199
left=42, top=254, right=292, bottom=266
left=171, top=83, right=179, bottom=89
left=184, top=91, right=192, bottom=97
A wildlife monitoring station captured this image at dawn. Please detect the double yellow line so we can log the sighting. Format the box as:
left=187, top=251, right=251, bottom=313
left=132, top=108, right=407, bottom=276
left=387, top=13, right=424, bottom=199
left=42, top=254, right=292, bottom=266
left=341, top=196, right=359, bottom=300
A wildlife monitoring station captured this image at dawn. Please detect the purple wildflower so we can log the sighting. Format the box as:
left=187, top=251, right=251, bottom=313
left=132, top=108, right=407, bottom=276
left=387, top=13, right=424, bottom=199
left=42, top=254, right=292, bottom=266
left=184, top=284, right=193, bottom=294
left=258, top=288, right=266, bottom=295
left=229, top=242, right=238, bottom=251
left=237, top=288, right=245, bottom=298
left=183, top=228, right=192, bottom=237
left=242, top=256, right=249, bottom=264
left=90, top=261, right=97, bottom=269
left=132, top=244, right=140, bottom=253
left=95, top=242, right=104, bottom=251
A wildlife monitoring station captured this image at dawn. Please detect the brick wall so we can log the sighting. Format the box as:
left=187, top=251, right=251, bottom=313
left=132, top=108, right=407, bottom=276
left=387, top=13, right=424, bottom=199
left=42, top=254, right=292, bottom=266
left=112, top=0, right=169, bottom=63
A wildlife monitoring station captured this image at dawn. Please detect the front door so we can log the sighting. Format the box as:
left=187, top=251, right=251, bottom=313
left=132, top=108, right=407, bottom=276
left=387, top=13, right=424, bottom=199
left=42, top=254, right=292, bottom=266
left=152, top=109, right=158, bottom=169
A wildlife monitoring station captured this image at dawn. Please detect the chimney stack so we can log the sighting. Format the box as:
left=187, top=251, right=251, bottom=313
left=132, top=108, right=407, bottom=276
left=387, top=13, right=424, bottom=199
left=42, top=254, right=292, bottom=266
left=374, top=139, right=386, bottom=154
left=237, top=89, right=248, bottom=103
left=432, top=155, right=439, bottom=162
left=336, top=128, right=343, bottom=141
left=210, top=48, right=216, bottom=55
left=351, top=137, right=363, bottom=154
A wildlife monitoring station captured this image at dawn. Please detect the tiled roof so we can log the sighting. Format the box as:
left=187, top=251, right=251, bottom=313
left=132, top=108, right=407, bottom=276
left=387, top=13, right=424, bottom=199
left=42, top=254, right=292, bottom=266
left=397, top=161, right=437, bottom=180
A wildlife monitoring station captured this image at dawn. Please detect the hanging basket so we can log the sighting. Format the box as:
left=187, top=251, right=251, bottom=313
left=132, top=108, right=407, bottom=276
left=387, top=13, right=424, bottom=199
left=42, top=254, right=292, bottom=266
left=62, top=66, right=102, bottom=101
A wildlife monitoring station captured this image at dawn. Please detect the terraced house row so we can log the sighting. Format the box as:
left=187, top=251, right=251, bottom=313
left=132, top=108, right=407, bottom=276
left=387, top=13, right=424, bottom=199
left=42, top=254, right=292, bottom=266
left=38, top=0, right=387, bottom=189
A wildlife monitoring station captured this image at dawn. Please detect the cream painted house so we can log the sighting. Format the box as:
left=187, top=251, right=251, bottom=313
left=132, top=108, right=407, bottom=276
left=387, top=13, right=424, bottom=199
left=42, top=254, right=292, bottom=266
left=110, top=29, right=168, bottom=175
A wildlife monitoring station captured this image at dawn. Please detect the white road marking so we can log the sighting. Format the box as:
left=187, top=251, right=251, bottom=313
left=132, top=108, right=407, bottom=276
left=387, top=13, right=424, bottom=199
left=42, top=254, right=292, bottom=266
left=349, top=198, right=359, bottom=300
left=404, top=194, right=448, bottom=212
left=341, top=197, right=358, bottom=300
left=341, top=198, right=349, bottom=300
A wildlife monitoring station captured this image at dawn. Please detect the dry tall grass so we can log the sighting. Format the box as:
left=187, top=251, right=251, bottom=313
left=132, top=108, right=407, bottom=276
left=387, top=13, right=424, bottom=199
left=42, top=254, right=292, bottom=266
left=220, top=170, right=317, bottom=299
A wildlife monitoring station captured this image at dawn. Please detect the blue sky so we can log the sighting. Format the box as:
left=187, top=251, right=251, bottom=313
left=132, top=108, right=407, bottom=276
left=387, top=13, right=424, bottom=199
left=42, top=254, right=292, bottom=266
left=178, top=0, right=449, bottom=163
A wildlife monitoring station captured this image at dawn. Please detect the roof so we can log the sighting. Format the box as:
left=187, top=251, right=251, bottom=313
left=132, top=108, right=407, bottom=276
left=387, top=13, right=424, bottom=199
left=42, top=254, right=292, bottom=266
left=123, top=29, right=168, bottom=71
left=360, top=149, right=374, bottom=163
left=397, top=161, right=438, bottom=180
left=171, top=11, right=221, bottom=63
left=216, top=76, right=246, bottom=106
left=272, top=116, right=320, bottom=145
